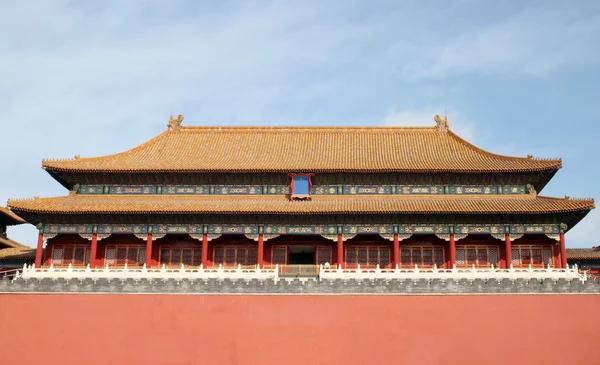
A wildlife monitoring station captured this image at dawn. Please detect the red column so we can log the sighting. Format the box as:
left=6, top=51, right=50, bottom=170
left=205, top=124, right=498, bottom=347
left=449, top=233, right=456, bottom=268
left=337, top=234, right=344, bottom=268
left=560, top=233, right=567, bottom=268
left=257, top=234, right=264, bottom=267
left=146, top=233, right=153, bottom=268
left=505, top=234, right=512, bottom=267
left=89, top=233, right=98, bottom=268
left=201, top=233, right=209, bottom=267
left=34, top=232, right=44, bottom=268
left=393, top=234, right=400, bottom=267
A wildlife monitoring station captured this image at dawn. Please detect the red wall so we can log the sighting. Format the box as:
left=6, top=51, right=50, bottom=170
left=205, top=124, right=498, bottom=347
left=1, top=294, right=598, bottom=365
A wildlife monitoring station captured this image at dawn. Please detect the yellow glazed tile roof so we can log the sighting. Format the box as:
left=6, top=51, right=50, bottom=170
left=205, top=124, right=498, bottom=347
left=0, top=236, right=28, bottom=250
left=41, top=123, right=562, bottom=173
left=8, top=194, right=594, bottom=215
left=566, top=248, right=600, bottom=260
left=0, top=247, right=36, bottom=260
left=0, top=206, right=26, bottom=225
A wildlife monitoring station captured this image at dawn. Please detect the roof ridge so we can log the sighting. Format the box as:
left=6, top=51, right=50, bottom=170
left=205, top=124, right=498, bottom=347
left=446, top=130, right=562, bottom=164
left=178, top=125, right=439, bottom=132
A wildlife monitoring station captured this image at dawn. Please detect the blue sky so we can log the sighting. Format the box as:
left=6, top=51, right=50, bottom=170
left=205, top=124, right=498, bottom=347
left=1, top=0, right=599, bottom=247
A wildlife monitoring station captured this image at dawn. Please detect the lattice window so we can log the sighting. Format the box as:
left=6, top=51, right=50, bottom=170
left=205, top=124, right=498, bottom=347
left=214, top=248, right=224, bottom=264
left=456, top=246, right=499, bottom=268
left=106, top=248, right=116, bottom=265
left=106, top=245, right=145, bottom=267
left=511, top=249, right=519, bottom=265
left=456, top=249, right=465, bottom=265
left=52, top=248, right=63, bottom=265
left=316, top=246, right=332, bottom=265
left=345, top=246, right=391, bottom=268
left=400, top=246, right=446, bottom=267
left=401, top=249, right=411, bottom=265
left=543, top=248, right=552, bottom=266
left=159, top=247, right=201, bottom=266
left=213, top=246, right=258, bottom=267
left=51, top=245, right=90, bottom=267
left=346, top=248, right=358, bottom=265
left=512, top=245, right=554, bottom=268
left=272, top=247, right=287, bottom=265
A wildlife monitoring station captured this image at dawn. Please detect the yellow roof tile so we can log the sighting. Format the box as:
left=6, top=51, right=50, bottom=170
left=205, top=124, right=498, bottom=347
left=8, top=194, right=594, bottom=215
left=42, top=125, right=562, bottom=173
left=0, top=206, right=26, bottom=225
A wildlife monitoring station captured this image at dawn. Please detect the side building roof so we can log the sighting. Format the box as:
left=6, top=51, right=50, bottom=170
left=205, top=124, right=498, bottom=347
left=0, top=206, right=26, bottom=226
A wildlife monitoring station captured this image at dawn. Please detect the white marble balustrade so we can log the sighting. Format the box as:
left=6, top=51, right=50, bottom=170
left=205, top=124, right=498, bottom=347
left=18, top=263, right=279, bottom=280
left=319, top=264, right=587, bottom=282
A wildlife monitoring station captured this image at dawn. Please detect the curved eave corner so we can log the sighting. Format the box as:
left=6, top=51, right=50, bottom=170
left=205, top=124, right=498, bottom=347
left=0, top=206, right=26, bottom=225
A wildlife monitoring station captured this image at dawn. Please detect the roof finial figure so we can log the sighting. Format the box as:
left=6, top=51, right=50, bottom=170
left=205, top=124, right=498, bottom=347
left=434, top=115, right=448, bottom=131
left=168, top=114, right=184, bottom=130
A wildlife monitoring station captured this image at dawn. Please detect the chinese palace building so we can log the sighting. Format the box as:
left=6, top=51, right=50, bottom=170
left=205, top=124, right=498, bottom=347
left=6, top=115, right=595, bottom=273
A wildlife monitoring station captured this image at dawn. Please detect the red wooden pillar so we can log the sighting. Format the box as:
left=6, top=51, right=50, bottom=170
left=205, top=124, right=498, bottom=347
left=258, top=234, right=264, bottom=267
left=449, top=233, right=456, bottom=268
left=201, top=233, right=209, bottom=267
left=555, top=243, right=562, bottom=268
left=34, top=232, right=44, bottom=268
left=337, top=234, right=344, bottom=268
left=505, top=233, right=512, bottom=267
left=90, top=233, right=98, bottom=268
left=146, top=233, right=153, bottom=268
left=560, top=233, right=567, bottom=268
left=393, top=234, right=400, bottom=267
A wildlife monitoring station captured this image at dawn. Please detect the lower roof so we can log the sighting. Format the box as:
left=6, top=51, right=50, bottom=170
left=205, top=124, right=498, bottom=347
left=8, top=194, right=594, bottom=215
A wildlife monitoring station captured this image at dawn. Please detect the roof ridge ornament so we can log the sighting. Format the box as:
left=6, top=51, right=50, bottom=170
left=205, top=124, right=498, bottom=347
left=434, top=115, right=449, bottom=131
left=168, top=114, right=184, bottom=131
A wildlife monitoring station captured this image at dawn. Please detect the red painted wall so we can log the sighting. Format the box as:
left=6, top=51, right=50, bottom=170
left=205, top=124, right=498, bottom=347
left=1, top=294, right=598, bottom=365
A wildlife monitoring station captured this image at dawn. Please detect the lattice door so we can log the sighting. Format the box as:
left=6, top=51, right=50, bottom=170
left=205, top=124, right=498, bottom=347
left=272, top=246, right=287, bottom=265
left=316, top=246, right=332, bottom=265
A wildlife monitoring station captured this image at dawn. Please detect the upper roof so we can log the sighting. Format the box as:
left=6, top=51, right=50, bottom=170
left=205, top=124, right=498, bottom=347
left=0, top=206, right=26, bottom=226
left=42, top=116, right=562, bottom=174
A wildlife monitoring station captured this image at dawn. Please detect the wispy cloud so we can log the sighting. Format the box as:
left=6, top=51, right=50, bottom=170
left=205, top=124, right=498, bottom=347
left=401, top=5, right=600, bottom=78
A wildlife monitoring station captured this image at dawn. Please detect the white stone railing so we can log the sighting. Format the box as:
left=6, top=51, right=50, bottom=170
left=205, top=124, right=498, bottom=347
left=18, top=263, right=279, bottom=281
left=319, top=264, right=588, bottom=282
left=13, top=263, right=587, bottom=282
